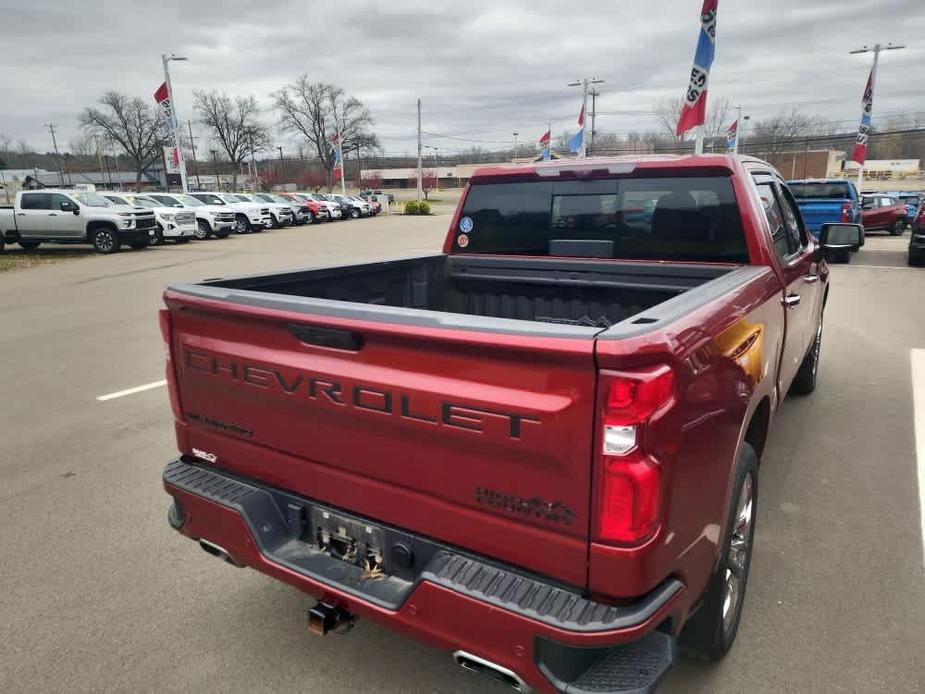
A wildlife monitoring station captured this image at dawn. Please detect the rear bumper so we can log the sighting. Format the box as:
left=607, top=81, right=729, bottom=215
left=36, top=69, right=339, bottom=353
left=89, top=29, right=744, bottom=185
left=164, top=458, right=684, bottom=693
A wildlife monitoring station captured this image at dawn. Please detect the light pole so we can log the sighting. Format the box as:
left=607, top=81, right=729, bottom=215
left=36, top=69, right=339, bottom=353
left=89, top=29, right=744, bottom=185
left=161, top=53, right=189, bottom=192
left=210, top=149, right=218, bottom=189
left=277, top=146, right=285, bottom=184
left=512, top=132, right=518, bottom=162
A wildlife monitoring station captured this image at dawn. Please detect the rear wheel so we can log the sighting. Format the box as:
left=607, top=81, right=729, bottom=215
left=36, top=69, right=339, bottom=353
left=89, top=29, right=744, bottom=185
left=194, top=220, right=211, bottom=240
left=680, top=443, right=758, bottom=662
left=90, top=226, right=121, bottom=254
left=18, top=240, right=41, bottom=251
left=891, top=219, right=906, bottom=236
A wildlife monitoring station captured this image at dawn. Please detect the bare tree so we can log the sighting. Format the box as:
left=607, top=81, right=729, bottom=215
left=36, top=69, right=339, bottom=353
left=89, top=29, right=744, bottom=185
left=79, top=91, right=164, bottom=189
left=704, top=97, right=733, bottom=143
left=655, top=98, right=685, bottom=142
left=68, top=133, right=96, bottom=157
left=0, top=133, right=11, bottom=153
left=16, top=140, right=34, bottom=169
left=274, top=75, right=379, bottom=191
left=194, top=91, right=269, bottom=190
left=749, top=109, right=814, bottom=155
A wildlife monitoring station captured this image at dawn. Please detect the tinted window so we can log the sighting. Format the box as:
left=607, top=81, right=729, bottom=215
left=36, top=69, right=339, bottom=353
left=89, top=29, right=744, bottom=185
left=899, top=195, right=920, bottom=206
left=454, top=176, right=748, bottom=262
left=192, top=194, right=225, bottom=205
left=150, top=195, right=184, bottom=208
left=788, top=182, right=852, bottom=200
left=777, top=184, right=806, bottom=250
left=50, top=193, right=75, bottom=210
left=20, top=193, right=52, bottom=210
left=755, top=181, right=793, bottom=258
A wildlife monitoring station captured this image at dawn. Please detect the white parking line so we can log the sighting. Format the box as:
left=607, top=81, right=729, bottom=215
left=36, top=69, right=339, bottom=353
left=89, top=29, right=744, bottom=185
left=96, top=380, right=167, bottom=402
left=911, top=349, right=925, bottom=565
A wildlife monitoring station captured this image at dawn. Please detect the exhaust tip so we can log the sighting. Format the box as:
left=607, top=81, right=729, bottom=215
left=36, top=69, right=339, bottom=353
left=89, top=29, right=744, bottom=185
left=453, top=651, right=530, bottom=692
left=198, top=539, right=243, bottom=568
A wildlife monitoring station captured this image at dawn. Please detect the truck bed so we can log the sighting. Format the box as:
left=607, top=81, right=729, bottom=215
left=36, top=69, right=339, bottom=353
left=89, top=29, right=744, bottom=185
left=193, top=254, right=735, bottom=331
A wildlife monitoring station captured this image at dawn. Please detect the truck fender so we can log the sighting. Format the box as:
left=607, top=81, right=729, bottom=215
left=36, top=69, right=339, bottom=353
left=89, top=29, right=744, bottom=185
left=85, top=219, right=118, bottom=241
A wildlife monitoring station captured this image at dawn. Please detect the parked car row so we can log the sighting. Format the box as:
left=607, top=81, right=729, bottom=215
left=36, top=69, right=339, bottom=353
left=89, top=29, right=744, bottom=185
left=0, top=189, right=382, bottom=255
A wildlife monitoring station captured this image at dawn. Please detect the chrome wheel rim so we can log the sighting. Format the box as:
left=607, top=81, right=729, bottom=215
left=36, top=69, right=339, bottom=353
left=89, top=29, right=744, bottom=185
left=235, top=218, right=247, bottom=233
left=195, top=224, right=209, bottom=239
left=97, top=231, right=114, bottom=252
left=723, top=472, right=754, bottom=635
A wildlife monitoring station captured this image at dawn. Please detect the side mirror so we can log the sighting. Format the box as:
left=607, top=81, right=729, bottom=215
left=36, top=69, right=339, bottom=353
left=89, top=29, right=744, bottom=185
left=60, top=200, right=75, bottom=212
left=820, top=222, right=861, bottom=251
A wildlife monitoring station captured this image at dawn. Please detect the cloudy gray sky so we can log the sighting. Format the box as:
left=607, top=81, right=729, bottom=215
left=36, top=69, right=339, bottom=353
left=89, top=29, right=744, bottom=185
left=1, top=0, right=923, bottom=157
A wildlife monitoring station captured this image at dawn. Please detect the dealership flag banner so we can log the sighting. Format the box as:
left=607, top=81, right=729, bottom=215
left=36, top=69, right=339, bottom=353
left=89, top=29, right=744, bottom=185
left=851, top=70, right=874, bottom=164
left=154, top=82, right=176, bottom=130
left=539, top=128, right=551, bottom=160
left=677, top=0, right=718, bottom=137
left=568, top=106, right=585, bottom=154
left=725, top=119, right=738, bottom=154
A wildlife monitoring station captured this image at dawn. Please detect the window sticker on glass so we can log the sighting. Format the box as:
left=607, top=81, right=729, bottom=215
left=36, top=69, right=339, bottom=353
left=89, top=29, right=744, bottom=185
left=459, top=216, right=473, bottom=233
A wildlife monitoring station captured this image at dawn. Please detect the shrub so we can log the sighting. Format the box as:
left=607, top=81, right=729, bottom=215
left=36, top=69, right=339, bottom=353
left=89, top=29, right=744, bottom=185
left=404, top=200, right=420, bottom=215
left=418, top=201, right=431, bottom=215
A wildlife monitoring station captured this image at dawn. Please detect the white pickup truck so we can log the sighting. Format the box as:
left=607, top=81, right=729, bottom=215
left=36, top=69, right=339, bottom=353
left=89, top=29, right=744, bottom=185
left=190, top=193, right=271, bottom=233
left=101, top=192, right=197, bottom=245
left=144, top=193, right=235, bottom=240
left=0, top=190, right=156, bottom=254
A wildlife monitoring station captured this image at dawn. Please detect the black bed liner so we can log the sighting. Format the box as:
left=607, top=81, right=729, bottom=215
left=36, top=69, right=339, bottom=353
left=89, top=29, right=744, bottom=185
left=190, top=254, right=744, bottom=333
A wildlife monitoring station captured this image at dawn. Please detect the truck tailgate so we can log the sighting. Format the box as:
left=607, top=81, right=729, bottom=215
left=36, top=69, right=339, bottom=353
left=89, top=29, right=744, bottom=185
left=795, top=199, right=843, bottom=233
left=164, top=289, right=598, bottom=587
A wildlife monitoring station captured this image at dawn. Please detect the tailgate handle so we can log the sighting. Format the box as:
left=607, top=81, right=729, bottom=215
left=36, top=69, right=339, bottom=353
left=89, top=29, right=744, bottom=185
left=288, top=323, right=363, bottom=351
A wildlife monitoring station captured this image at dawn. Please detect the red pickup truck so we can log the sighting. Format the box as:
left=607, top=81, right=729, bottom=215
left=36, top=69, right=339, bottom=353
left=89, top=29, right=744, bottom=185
left=160, top=155, right=857, bottom=693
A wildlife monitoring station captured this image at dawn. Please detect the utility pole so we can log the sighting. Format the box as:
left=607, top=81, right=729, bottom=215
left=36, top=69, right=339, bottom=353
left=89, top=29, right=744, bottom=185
left=589, top=85, right=601, bottom=154
left=187, top=119, right=202, bottom=191
left=732, top=105, right=750, bottom=155
left=161, top=53, right=189, bottom=192
left=45, top=123, right=64, bottom=186
left=109, top=138, right=121, bottom=190
left=567, top=78, right=603, bottom=158
left=849, top=42, right=905, bottom=192
left=209, top=149, right=218, bottom=189
left=277, top=146, right=285, bottom=184
left=512, top=132, right=518, bottom=163
left=416, top=98, right=422, bottom=202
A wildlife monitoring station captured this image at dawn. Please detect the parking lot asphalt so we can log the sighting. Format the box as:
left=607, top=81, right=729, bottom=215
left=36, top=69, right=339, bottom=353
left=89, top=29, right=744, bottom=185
left=0, top=222, right=922, bottom=693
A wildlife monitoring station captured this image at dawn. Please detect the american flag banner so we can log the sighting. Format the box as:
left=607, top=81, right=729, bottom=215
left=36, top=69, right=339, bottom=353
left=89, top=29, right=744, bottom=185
left=851, top=71, right=874, bottom=165
left=677, top=0, right=718, bottom=137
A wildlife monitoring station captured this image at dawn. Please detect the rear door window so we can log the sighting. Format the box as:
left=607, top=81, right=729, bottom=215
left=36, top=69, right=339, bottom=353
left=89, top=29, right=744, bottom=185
left=455, top=176, right=748, bottom=262
left=20, top=193, right=52, bottom=210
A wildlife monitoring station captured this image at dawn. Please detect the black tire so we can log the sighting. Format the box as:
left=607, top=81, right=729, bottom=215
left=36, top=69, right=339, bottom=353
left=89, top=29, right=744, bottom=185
left=270, top=214, right=281, bottom=229
left=306, top=212, right=316, bottom=225
left=173, top=238, right=191, bottom=244
left=891, top=219, right=906, bottom=236
left=18, top=240, right=41, bottom=251
left=680, top=443, right=758, bottom=662
left=194, top=220, right=211, bottom=240
left=350, top=208, right=360, bottom=219
left=213, top=228, right=232, bottom=240
left=153, top=225, right=165, bottom=245
left=234, top=215, right=249, bottom=234
left=790, top=315, right=822, bottom=395
left=909, top=252, right=924, bottom=267
left=0, top=236, right=5, bottom=253
left=128, top=239, right=150, bottom=250
left=90, top=226, right=121, bottom=254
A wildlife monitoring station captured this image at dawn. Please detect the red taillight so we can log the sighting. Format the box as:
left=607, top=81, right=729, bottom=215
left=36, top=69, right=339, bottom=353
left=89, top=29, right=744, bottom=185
left=840, top=201, right=852, bottom=222
left=158, top=308, right=183, bottom=421
left=598, top=454, right=661, bottom=543
left=596, top=366, right=673, bottom=545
